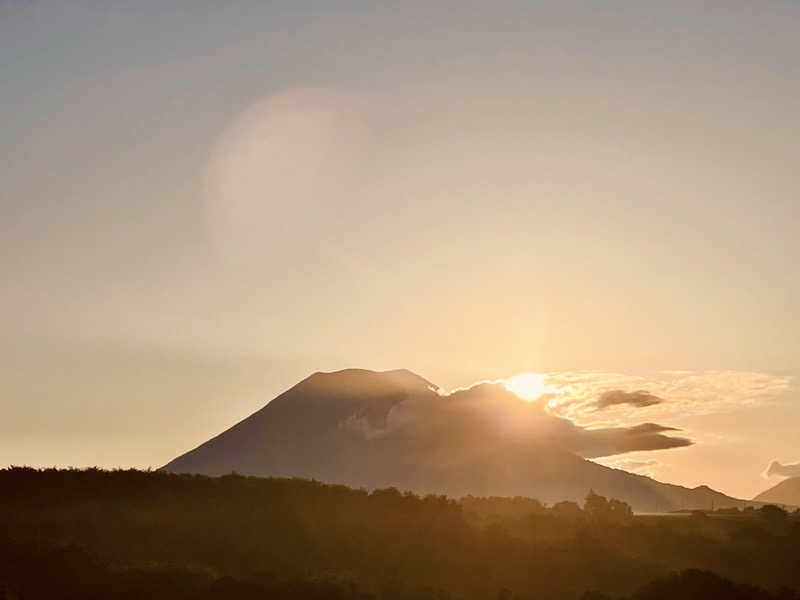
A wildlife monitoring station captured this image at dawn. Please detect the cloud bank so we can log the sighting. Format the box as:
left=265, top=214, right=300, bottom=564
left=337, top=369, right=794, bottom=484
left=345, top=380, right=691, bottom=460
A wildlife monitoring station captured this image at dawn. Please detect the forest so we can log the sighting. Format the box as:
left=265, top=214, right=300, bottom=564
left=1, top=468, right=799, bottom=600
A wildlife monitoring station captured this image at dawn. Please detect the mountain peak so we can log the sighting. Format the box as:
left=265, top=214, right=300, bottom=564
left=162, top=368, right=760, bottom=512
left=301, top=368, right=438, bottom=394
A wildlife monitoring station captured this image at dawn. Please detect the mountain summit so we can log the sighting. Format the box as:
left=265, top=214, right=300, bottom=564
left=163, top=368, right=758, bottom=512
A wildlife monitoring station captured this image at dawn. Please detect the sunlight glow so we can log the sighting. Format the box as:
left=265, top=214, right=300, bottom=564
left=504, top=373, right=559, bottom=401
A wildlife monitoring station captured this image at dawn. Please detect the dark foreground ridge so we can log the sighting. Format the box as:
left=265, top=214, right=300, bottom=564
left=163, top=368, right=768, bottom=513
left=2, top=468, right=799, bottom=600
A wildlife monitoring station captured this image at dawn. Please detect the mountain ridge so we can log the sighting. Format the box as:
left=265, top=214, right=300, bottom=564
left=754, top=476, right=800, bottom=506
left=163, top=368, right=769, bottom=512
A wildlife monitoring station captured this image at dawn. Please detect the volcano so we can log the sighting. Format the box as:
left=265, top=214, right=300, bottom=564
left=163, top=368, right=760, bottom=512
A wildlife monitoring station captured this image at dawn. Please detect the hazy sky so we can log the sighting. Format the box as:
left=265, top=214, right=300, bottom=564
left=2, top=1, right=798, bottom=499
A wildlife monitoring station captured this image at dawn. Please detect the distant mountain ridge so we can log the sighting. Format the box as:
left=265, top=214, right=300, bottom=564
left=163, top=368, right=764, bottom=512
left=754, top=477, right=800, bottom=507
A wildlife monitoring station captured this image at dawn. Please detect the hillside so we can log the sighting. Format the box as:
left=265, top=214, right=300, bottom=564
left=163, top=368, right=758, bottom=512
left=755, top=477, right=800, bottom=506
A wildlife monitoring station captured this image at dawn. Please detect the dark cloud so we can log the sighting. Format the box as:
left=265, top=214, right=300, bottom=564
left=574, top=423, right=692, bottom=459
left=765, top=461, right=800, bottom=478
left=592, top=389, right=664, bottom=411
left=625, top=423, right=680, bottom=435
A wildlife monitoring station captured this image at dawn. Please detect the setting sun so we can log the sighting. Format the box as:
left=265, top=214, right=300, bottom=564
left=504, top=373, right=558, bottom=401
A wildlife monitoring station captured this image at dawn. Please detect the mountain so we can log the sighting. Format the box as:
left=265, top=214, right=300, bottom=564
left=754, top=477, right=800, bottom=507
left=163, top=368, right=758, bottom=512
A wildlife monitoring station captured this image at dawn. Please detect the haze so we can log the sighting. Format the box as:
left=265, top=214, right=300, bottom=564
left=1, top=1, right=798, bottom=500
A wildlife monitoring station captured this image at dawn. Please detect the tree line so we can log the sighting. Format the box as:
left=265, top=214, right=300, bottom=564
left=1, top=468, right=798, bottom=600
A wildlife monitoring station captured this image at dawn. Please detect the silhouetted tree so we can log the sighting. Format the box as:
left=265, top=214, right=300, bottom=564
left=760, top=504, right=788, bottom=528
left=584, top=490, right=609, bottom=519
left=551, top=500, right=584, bottom=520
left=1, top=468, right=798, bottom=600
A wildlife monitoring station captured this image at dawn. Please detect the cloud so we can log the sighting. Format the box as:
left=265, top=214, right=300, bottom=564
left=335, top=370, right=792, bottom=488
left=573, top=423, right=691, bottom=458
left=625, top=423, right=679, bottom=434
left=592, top=389, right=664, bottom=411
left=541, top=370, right=794, bottom=427
left=764, top=461, right=800, bottom=479
left=344, top=380, right=691, bottom=460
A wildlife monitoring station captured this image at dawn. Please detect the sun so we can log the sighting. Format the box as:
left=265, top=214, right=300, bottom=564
left=504, top=373, right=557, bottom=401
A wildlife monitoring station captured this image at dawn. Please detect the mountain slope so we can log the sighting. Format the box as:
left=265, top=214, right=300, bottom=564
left=163, top=368, right=756, bottom=512
left=754, top=477, right=800, bottom=506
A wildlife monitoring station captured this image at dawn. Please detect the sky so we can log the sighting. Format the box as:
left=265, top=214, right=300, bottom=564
left=1, top=0, right=798, bottom=500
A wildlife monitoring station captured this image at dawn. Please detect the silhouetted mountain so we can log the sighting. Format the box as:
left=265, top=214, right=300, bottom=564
left=754, top=477, right=800, bottom=506
left=163, top=368, right=758, bottom=512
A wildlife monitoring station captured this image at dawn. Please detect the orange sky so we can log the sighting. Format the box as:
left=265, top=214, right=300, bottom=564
left=1, top=1, right=798, bottom=500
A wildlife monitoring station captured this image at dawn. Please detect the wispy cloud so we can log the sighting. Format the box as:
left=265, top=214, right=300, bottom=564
left=541, top=370, right=794, bottom=427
